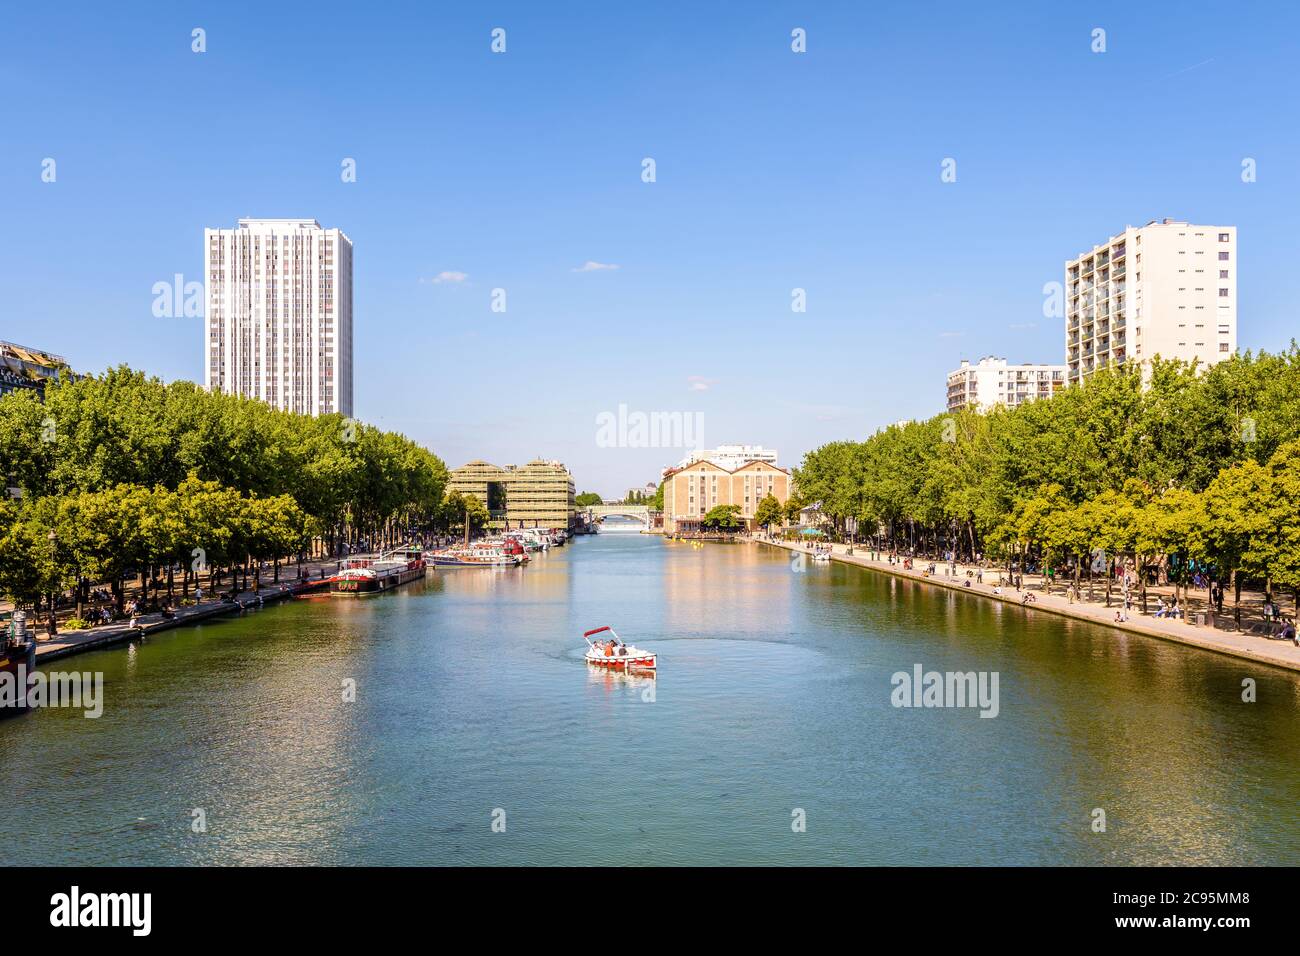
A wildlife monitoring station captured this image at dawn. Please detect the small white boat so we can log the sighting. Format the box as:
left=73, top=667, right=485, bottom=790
left=582, top=626, right=657, bottom=672
left=812, top=551, right=831, bottom=563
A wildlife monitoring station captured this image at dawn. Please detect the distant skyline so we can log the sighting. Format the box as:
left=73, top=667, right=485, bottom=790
left=5, top=2, right=1300, bottom=496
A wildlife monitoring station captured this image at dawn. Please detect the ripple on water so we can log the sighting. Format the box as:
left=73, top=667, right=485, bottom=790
left=2, top=536, right=1299, bottom=865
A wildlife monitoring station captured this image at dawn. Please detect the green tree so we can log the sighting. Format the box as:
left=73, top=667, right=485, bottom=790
left=701, top=504, right=742, bottom=532
left=753, top=494, right=783, bottom=531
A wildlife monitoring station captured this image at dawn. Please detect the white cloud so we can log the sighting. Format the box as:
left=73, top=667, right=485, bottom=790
left=573, top=261, right=620, bottom=272
left=687, top=376, right=717, bottom=391
left=422, top=271, right=468, bottom=284
left=1009, top=321, right=1038, bottom=330
left=938, top=330, right=963, bottom=339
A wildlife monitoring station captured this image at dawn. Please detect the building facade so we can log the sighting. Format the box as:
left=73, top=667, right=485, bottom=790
left=662, top=459, right=792, bottom=533
left=946, top=357, right=1067, bottom=413
left=670, top=444, right=779, bottom=474
left=1066, top=219, right=1237, bottom=385
left=0, top=340, right=74, bottom=400
left=205, top=218, right=353, bottom=416
left=448, top=459, right=577, bottom=529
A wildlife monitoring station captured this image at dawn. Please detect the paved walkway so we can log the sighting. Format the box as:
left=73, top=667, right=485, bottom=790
left=756, top=537, right=1300, bottom=674
left=27, top=557, right=346, bottom=663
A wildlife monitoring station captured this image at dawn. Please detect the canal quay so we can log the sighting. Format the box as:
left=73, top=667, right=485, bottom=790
left=3, top=533, right=1298, bottom=866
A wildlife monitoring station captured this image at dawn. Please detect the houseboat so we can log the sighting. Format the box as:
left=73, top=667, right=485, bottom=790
left=330, top=549, right=428, bottom=594
left=1, top=610, right=37, bottom=717
left=429, top=541, right=524, bottom=568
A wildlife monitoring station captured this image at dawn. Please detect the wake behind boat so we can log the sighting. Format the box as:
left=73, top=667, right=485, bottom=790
left=583, top=626, right=657, bottom=673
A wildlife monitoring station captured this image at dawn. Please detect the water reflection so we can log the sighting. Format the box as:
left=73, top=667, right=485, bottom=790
left=1, top=536, right=1297, bottom=865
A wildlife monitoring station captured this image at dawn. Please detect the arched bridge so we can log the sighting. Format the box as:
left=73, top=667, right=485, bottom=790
left=585, top=504, right=652, bottom=527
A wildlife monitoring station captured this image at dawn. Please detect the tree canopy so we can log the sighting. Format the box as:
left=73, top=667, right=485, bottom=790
left=0, top=366, right=449, bottom=608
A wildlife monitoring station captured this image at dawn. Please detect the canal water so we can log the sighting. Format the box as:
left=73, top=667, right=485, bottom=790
left=2, top=533, right=1298, bottom=865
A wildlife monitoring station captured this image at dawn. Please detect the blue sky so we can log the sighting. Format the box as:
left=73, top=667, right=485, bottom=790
left=4, top=2, right=1299, bottom=497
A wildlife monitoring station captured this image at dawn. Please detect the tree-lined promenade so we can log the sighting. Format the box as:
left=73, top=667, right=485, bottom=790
left=0, top=366, right=450, bottom=625
left=793, top=348, right=1300, bottom=628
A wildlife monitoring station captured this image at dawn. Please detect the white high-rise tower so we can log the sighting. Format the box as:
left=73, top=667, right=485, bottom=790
left=204, top=218, right=353, bottom=416
left=1066, top=219, right=1237, bottom=385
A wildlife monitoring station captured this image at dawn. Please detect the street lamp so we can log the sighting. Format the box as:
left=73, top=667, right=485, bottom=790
left=46, top=530, right=58, bottom=637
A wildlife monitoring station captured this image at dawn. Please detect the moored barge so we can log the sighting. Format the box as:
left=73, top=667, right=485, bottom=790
left=1, top=610, right=38, bottom=717
left=331, top=550, right=428, bottom=595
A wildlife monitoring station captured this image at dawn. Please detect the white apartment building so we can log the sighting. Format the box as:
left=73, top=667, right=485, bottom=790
left=1066, top=219, right=1237, bottom=385
left=671, top=444, right=779, bottom=473
left=205, top=218, right=353, bottom=417
left=946, top=357, right=1066, bottom=413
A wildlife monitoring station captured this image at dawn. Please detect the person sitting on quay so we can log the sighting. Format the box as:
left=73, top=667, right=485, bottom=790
left=1280, top=618, right=1298, bottom=645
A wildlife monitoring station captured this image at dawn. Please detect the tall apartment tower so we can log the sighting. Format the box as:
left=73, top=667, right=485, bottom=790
left=1066, top=219, right=1236, bottom=385
left=204, top=218, right=353, bottom=416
